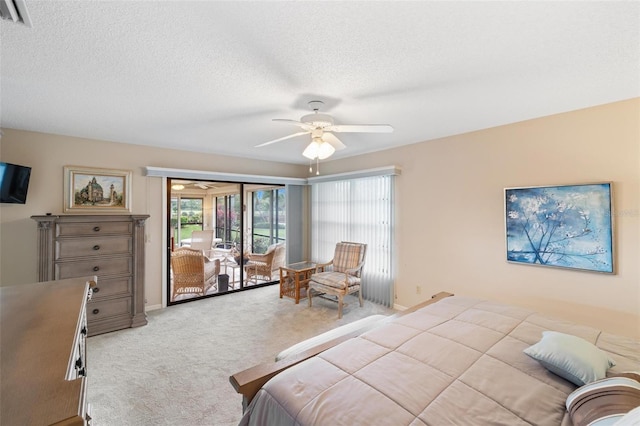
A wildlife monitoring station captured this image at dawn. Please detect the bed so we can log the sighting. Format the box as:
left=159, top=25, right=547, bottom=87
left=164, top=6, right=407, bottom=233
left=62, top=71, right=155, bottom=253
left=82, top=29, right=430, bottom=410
left=230, top=292, right=640, bottom=425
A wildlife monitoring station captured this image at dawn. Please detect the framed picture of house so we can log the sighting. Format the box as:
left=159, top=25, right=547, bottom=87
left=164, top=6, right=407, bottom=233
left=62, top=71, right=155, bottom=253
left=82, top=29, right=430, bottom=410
left=64, top=166, right=132, bottom=213
left=504, top=182, right=614, bottom=274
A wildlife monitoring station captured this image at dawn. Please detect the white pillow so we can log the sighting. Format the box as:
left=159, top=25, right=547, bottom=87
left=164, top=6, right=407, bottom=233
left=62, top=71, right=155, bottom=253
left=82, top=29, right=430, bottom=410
left=275, top=315, right=389, bottom=361
left=523, top=331, right=616, bottom=386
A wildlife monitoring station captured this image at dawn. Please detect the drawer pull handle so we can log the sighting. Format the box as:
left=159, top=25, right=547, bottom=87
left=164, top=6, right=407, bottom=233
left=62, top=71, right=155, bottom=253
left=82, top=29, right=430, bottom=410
left=93, top=266, right=99, bottom=272
left=92, top=308, right=100, bottom=315
left=93, top=287, right=100, bottom=293
left=93, top=245, right=100, bottom=250
left=93, top=226, right=100, bottom=232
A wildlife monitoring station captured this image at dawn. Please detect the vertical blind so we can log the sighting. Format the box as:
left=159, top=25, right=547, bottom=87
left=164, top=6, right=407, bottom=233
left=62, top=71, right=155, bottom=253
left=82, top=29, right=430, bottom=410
left=311, top=175, right=394, bottom=306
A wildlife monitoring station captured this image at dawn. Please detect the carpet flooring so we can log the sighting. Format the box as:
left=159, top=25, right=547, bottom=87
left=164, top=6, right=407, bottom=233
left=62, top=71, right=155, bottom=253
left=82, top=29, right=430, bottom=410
left=87, top=284, right=396, bottom=425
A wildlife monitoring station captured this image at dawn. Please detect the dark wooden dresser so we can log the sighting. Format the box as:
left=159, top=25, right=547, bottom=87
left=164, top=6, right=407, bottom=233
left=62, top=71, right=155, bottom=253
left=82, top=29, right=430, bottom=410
left=32, top=214, right=149, bottom=336
left=1, top=276, right=94, bottom=425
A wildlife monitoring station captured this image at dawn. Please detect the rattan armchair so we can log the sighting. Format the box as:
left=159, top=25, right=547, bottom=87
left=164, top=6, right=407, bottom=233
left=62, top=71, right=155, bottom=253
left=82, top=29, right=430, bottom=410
left=188, top=230, right=217, bottom=259
left=308, top=242, right=367, bottom=318
left=171, top=247, right=220, bottom=300
left=244, top=242, right=286, bottom=285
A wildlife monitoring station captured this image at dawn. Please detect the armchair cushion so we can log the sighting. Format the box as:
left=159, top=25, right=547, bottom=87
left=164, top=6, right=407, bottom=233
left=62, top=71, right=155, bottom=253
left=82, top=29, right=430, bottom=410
left=309, top=271, right=361, bottom=289
left=308, top=241, right=367, bottom=319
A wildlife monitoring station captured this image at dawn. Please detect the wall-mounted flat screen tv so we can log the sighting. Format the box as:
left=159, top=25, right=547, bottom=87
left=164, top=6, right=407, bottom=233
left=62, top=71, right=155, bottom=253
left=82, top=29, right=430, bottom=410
left=0, top=162, right=32, bottom=204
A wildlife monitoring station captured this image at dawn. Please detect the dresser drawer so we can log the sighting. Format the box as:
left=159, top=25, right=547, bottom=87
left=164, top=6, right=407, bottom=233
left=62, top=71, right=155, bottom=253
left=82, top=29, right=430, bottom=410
left=56, top=257, right=132, bottom=279
left=56, top=221, right=132, bottom=237
left=33, top=214, right=148, bottom=336
left=56, top=236, right=132, bottom=259
left=87, top=297, right=131, bottom=321
left=90, top=276, right=132, bottom=299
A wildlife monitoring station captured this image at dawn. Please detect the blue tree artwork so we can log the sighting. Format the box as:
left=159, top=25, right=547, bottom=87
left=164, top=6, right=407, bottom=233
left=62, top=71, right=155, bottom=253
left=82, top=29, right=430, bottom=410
left=505, top=183, right=613, bottom=273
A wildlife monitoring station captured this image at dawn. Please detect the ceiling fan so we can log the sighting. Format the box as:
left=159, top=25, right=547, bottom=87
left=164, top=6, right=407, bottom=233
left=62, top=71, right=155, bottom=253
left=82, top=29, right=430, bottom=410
left=171, top=180, right=217, bottom=190
left=256, top=100, right=393, bottom=160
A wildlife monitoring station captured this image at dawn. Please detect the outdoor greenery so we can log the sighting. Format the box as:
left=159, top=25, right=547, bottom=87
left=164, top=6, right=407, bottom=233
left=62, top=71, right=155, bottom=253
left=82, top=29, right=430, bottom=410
left=170, top=188, right=287, bottom=255
left=175, top=224, right=201, bottom=242
left=251, top=189, right=286, bottom=253
left=171, top=197, right=204, bottom=243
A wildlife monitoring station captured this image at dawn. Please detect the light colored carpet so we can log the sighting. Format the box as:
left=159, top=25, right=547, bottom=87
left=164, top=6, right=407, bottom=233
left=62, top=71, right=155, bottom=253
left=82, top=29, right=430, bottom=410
left=87, top=284, right=396, bottom=426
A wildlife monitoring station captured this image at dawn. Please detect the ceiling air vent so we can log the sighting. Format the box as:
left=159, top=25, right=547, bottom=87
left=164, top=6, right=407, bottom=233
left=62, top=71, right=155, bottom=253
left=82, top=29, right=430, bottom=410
left=0, top=0, right=31, bottom=27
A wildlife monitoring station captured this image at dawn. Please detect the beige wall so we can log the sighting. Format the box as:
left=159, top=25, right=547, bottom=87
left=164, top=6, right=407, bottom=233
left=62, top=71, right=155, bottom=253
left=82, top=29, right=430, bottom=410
left=1, top=98, right=638, bottom=337
left=320, top=98, right=640, bottom=338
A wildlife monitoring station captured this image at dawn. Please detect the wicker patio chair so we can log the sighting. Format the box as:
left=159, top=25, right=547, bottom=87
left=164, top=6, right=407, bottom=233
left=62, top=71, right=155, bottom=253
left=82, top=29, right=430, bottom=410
left=308, top=241, right=367, bottom=318
left=188, top=230, right=216, bottom=259
left=244, top=242, right=286, bottom=285
left=171, top=247, right=220, bottom=300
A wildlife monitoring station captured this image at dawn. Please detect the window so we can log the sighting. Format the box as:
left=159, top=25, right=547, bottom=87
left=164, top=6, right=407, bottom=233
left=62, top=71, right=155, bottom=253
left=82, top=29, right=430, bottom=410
left=311, top=175, right=394, bottom=306
left=171, top=196, right=204, bottom=246
left=215, top=194, right=241, bottom=247
left=251, top=188, right=286, bottom=253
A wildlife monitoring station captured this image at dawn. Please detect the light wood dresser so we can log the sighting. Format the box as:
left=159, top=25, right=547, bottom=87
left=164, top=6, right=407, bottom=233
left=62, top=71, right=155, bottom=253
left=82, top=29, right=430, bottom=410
left=32, top=214, right=149, bottom=336
left=1, top=276, right=94, bottom=425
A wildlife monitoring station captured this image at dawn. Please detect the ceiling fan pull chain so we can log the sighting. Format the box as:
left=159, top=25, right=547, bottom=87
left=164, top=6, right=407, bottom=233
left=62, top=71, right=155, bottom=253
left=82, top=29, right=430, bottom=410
left=316, top=158, right=320, bottom=175
left=309, top=158, right=313, bottom=173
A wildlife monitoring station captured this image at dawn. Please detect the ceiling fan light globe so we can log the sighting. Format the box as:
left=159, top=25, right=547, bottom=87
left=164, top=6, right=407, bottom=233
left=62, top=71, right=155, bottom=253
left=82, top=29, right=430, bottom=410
left=318, top=141, right=336, bottom=159
left=302, top=141, right=321, bottom=159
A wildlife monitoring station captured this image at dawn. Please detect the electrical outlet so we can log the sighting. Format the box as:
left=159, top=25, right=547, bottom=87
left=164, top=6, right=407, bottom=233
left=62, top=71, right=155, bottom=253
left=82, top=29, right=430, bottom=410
left=416, top=285, right=421, bottom=294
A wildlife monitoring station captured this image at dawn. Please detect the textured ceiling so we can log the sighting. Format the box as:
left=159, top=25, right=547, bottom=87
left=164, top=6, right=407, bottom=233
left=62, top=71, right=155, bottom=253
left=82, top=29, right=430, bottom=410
left=1, top=1, right=639, bottom=165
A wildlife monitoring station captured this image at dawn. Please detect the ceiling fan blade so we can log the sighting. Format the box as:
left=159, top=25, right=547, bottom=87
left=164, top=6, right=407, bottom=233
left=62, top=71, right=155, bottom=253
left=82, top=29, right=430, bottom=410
left=328, top=124, right=394, bottom=133
left=272, top=118, right=314, bottom=131
left=255, top=131, right=310, bottom=147
left=322, top=132, right=346, bottom=150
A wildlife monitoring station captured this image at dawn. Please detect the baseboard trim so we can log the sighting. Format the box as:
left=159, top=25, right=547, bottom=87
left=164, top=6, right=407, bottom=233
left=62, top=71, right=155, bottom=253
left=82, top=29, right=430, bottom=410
left=146, top=304, right=162, bottom=311
left=393, top=303, right=408, bottom=311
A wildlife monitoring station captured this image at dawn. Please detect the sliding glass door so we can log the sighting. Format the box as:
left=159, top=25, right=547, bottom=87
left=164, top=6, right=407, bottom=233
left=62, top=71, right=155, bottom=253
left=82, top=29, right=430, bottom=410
left=167, top=178, right=289, bottom=305
left=251, top=187, right=286, bottom=253
left=215, top=193, right=241, bottom=249
left=170, top=196, right=204, bottom=250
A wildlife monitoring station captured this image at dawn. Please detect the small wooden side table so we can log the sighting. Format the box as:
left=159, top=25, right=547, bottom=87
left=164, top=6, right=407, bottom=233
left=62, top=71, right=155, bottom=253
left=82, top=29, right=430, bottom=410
left=279, top=261, right=316, bottom=304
